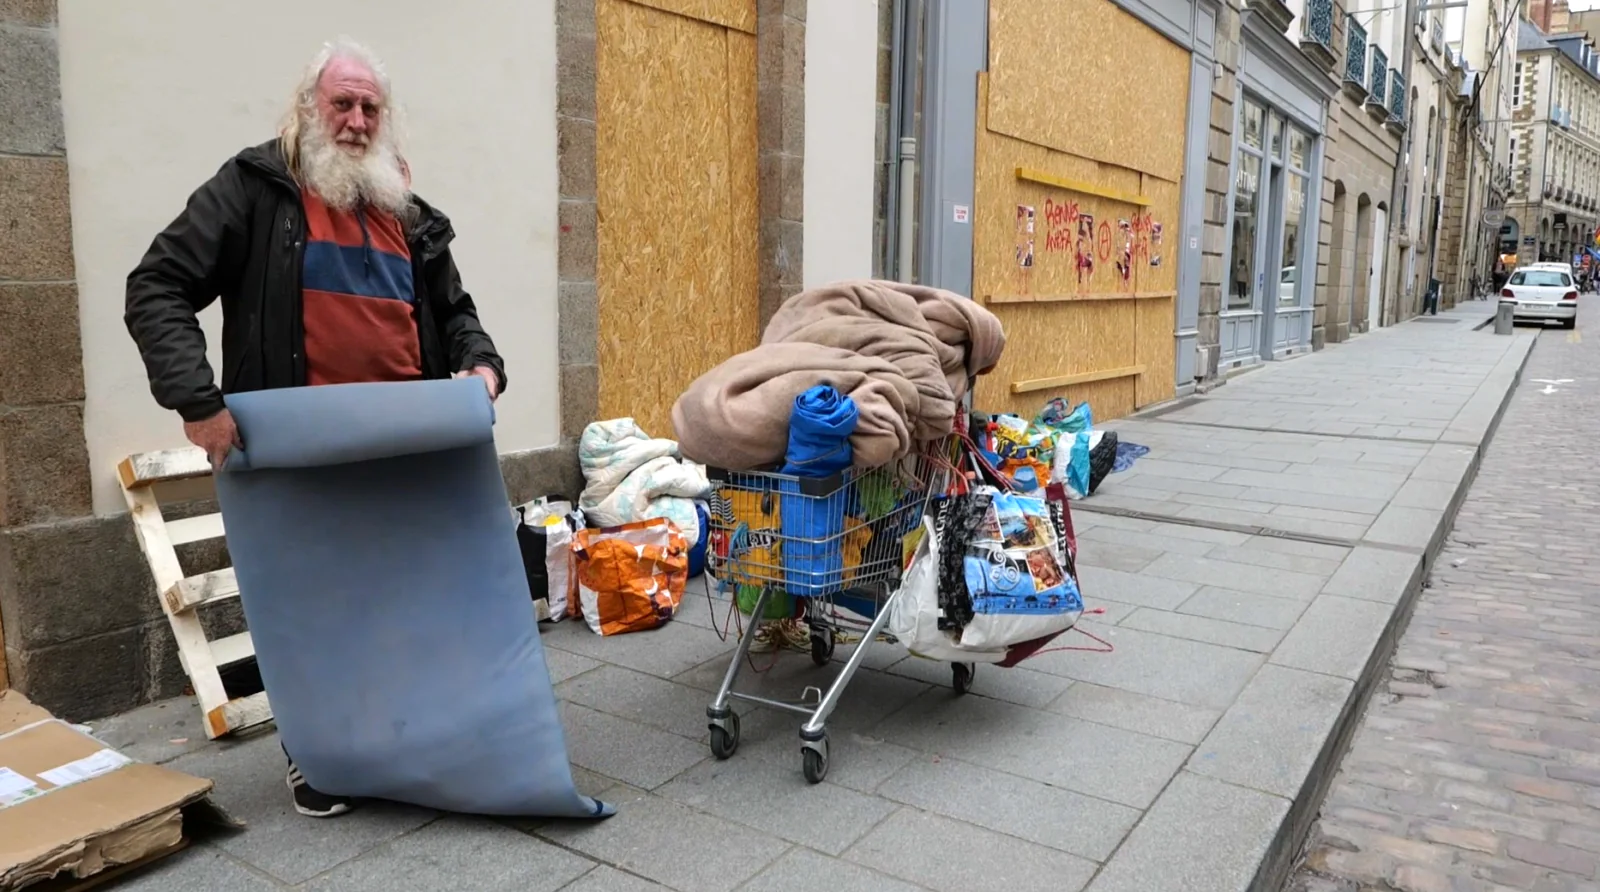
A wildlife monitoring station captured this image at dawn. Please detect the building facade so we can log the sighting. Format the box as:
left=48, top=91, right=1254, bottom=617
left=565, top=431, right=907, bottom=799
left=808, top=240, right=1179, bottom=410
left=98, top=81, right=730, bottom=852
left=1317, top=0, right=1404, bottom=339
left=1505, top=18, right=1600, bottom=266
left=0, top=0, right=882, bottom=716
left=1212, top=0, right=1337, bottom=371
left=1434, top=0, right=1519, bottom=308
left=1391, top=2, right=1457, bottom=322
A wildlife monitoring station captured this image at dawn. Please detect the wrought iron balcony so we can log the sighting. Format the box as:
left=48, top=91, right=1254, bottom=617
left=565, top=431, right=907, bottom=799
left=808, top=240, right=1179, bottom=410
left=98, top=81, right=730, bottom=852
left=1387, top=68, right=1406, bottom=123
left=1343, top=15, right=1369, bottom=94
left=1300, top=0, right=1336, bottom=65
left=1368, top=46, right=1389, bottom=112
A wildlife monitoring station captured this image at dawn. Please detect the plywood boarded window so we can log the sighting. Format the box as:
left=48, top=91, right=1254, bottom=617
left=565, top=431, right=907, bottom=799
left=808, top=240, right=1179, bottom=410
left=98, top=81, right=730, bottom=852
left=970, top=0, right=1189, bottom=421
left=595, top=0, right=760, bottom=439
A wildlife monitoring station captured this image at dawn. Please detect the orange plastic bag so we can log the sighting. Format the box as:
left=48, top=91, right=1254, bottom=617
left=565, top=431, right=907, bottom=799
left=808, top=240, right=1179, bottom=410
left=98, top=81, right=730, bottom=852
left=573, top=519, right=688, bottom=636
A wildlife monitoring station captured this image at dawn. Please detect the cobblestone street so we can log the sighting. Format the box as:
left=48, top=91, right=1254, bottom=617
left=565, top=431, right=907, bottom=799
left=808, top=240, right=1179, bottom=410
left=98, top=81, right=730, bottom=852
left=1291, top=302, right=1600, bottom=892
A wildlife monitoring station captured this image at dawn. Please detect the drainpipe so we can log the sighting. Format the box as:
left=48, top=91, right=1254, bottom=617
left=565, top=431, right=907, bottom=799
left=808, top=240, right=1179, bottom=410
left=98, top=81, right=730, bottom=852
left=897, top=136, right=919, bottom=282
left=883, top=0, right=908, bottom=279
left=883, top=0, right=922, bottom=283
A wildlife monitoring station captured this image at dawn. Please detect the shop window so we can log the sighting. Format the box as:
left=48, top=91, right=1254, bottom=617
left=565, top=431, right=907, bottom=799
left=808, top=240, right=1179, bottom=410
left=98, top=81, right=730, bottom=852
left=1289, top=127, right=1309, bottom=169
left=1230, top=148, right=1262, bottom=310
left=1280, top=173, right=1306, bottom=307
left=1242, top=101, right=1264, bottom=150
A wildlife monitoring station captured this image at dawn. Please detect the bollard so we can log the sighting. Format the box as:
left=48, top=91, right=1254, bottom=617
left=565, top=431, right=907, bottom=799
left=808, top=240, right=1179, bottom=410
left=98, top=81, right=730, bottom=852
left=1494, top=300, right=1515, bottom=335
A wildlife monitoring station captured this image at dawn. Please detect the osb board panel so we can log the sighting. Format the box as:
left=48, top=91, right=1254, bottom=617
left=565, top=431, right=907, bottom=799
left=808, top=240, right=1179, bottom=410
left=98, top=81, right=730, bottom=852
left=985, top=171, right=1183, bottom=303
left=596, top=0, right=760, bottom=437
left=972, top=73, right=1176, bottom=422
left=624, top=0, right=756, bottom=32
left=972, top=300, right=1138, bottom=418
left=727, top=30, right=759, bottom=370
left=1136, top=296, right=1177, bottom=406
left=987, top=0, right=1191, bottom=182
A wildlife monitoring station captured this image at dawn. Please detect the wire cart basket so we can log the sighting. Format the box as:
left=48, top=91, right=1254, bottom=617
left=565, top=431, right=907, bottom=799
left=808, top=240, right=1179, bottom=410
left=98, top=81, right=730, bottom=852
left=700, top=439, right=959, bottom=784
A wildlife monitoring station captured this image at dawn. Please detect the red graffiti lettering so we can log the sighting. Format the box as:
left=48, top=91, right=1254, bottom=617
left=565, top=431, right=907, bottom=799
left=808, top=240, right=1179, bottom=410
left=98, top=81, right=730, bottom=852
left=1042, top=198, right=1081, bottom=253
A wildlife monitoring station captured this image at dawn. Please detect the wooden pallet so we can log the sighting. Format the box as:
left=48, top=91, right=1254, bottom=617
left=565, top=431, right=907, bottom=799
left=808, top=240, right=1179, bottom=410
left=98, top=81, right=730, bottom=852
left=118, top=447, right=271, bottom=740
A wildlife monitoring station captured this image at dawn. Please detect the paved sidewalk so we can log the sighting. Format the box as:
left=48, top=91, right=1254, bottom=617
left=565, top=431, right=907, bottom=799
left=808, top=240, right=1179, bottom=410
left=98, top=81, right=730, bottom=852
left=86, top=300, right=1533, bottom=892
left=1289, top=300, right=1599, bottom=892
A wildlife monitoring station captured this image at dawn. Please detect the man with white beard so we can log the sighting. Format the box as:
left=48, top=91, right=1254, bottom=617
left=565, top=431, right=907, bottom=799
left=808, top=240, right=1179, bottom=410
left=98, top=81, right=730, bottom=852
left=124, top=39, right=507, bottom=818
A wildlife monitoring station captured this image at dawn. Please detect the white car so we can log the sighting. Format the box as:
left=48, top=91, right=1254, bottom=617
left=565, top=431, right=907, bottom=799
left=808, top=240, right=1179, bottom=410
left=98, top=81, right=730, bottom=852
left=1500, top=266, right=1579, bottom=329
left=1528, top=261, right=1578, bottom=281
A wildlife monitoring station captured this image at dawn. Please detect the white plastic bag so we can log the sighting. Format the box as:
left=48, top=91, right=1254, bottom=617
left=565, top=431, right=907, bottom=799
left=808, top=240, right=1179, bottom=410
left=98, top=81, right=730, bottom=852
left=1051, top=430, right=1095, bottom=500
left=886, top=517, right=1011, bottom=665
left=515, top=497, right=585, bottom=621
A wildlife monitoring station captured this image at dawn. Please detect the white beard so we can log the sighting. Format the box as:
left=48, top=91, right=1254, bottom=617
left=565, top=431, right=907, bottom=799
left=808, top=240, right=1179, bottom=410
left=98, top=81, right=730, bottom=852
left=298, top=121, right=410, bottom=216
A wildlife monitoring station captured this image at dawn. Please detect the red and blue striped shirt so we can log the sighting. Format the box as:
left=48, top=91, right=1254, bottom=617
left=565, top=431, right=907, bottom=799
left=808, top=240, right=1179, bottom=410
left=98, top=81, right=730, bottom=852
left=300, top=189, right=423, bottom=386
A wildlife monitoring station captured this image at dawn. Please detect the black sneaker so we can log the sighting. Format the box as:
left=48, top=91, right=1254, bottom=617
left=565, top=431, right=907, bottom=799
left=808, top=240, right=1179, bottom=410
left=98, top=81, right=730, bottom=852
left=286, top=761, right=353, bottom=818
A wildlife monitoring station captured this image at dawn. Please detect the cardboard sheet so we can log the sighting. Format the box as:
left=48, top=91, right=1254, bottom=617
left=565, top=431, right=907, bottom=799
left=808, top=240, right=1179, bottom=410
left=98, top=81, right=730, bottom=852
left=0, top=691, right=222, bottom=890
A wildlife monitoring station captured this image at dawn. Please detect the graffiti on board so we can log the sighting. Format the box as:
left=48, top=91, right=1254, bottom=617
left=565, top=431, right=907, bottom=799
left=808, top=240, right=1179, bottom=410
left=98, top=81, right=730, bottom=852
left=1028, top=197, right=1161, bottom=292
left=1015, top=205, right=1036, bottom=294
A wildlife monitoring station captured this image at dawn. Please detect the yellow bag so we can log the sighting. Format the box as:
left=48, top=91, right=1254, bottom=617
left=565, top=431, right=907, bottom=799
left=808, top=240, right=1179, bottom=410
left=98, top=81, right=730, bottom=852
left=573, top=519, right=688, bottom=636
left=709, top=488, right=783, bottom=587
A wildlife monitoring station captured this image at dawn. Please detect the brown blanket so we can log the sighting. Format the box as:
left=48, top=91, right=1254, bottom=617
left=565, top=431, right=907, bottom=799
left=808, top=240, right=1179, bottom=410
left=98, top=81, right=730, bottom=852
left=671, top=342, right=920, bottom=470
left=895, top=281, right=1007, bottom=393
left=766, top=280, right=1005, bottom=403
left=672, top=279, right=1005, bottom=471
left=762, top=281, right=954, bottom=440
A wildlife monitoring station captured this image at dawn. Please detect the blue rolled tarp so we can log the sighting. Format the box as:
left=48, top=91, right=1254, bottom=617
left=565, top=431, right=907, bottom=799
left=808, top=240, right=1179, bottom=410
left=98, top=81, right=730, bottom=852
left=779, top=384, right=858, bottom=597
left=213, top=378, right=611, bottom=819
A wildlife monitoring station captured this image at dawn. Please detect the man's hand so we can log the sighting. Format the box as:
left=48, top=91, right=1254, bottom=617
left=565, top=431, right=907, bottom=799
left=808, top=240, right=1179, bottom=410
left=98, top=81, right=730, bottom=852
left=185, top=408, right=242, bottom=470
left=454, top=365, right=500, bottom=402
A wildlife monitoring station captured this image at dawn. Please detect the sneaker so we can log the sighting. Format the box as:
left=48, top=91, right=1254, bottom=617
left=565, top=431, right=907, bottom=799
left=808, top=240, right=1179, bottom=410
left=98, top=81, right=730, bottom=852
left=286, top=762, right=353, bottom=818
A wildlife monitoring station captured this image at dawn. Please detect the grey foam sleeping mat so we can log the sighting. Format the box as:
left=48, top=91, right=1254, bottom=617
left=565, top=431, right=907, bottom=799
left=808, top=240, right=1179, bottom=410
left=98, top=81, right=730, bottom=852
left=214, top=378, right=611, bottom=819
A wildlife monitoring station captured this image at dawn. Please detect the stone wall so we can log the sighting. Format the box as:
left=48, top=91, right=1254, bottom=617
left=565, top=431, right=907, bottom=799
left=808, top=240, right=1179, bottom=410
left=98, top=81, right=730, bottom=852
left=1, top=0, right=100, bottom=706
left=756, top=0, right=808, bottom=324
left=1197, top=0, right=1243, bottom=388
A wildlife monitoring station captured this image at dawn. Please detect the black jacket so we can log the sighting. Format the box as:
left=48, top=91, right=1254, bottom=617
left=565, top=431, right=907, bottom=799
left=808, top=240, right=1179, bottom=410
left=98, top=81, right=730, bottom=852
left=125, top=139, right=507, bottom=423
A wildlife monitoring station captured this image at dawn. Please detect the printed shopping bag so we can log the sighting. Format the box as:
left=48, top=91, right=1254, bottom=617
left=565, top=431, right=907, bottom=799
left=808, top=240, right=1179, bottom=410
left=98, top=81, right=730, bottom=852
left=1035, top=398, right=1093, bottom=436
left=885, top=516, right=1011, bottom=664
left=987, top=414, right=1055, bottom=493
left=956, top=490, right=1084, bottom=651
left=928, top=489, right=998, bottom=631
left=514, top=495, right=585, bottom=621
left=573, top=519, right=688, bottom=636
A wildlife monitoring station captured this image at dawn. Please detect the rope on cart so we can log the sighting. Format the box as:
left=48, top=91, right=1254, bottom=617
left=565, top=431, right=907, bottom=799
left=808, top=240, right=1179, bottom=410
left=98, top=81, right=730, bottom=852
left=1015, top=609, right=1115, bottom=658
left=699, top=522, right=793, bottom=673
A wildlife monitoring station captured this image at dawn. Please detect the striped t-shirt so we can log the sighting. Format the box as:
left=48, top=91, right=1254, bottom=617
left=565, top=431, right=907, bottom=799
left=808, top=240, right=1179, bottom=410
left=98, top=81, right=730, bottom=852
left=300, top=189, right=422, bottom=386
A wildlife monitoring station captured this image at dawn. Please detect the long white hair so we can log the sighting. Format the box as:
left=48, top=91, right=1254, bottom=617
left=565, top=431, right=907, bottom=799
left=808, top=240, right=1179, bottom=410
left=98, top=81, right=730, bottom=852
left=278, top=37, right=411, bottom=216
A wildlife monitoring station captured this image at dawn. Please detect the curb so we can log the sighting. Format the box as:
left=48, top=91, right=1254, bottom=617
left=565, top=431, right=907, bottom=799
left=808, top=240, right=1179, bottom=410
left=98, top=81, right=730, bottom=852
left=1247, top=331, right=1538, bottom=892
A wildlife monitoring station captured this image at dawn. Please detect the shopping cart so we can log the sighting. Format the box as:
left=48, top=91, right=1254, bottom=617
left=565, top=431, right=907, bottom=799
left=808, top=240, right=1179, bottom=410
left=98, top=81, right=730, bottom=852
left=700, top=439, right=959, bottom=784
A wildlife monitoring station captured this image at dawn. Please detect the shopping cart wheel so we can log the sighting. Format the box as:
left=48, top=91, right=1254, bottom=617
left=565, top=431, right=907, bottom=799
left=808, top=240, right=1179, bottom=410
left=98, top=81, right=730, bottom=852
left=800, top=733, right=829, bottom=784
left=708, top=710, right=741, bottom=761
left=810, top=630, right=835, bottom=667
left=952, top=662, right=975, bottom=695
